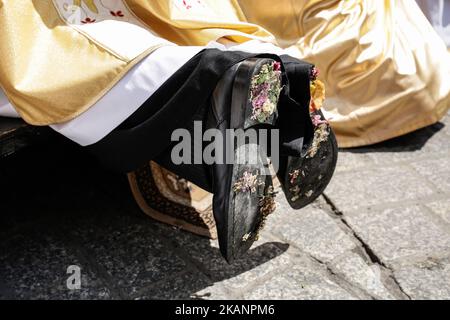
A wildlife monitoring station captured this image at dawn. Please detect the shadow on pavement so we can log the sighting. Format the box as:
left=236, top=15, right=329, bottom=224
left=0, top=138, right=288, bottom=299
left=341, top=121, right=445, bottom=153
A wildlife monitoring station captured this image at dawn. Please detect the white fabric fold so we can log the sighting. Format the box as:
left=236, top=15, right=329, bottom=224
left=50, top=45, right=202, bottom=145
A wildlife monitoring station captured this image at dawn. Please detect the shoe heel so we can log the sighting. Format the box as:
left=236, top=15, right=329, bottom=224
left=230, top=58, right=282, bottom=130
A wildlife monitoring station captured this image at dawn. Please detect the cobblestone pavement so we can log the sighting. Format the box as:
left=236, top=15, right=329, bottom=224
left=0, top=111, right=449, bottom=300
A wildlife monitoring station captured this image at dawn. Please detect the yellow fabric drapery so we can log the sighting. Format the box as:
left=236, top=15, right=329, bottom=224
left=236, top=0, right=450, bottom=147
left=0, top=0, right=449, bottom=147
left=0, top=0, right=272, bottom=125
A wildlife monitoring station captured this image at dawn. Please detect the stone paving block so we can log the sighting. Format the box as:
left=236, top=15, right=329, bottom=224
left=71, top=219, right=188, bottom=297
left=364, top=148, right=426, bottom=166
left=218, top=242, right=292, bottom=290
left=410, top=155, right=450, bottom=193
left=192, top=281, right=236, bottom=300
left=271, top=197, right=396, bottom=299
left=0, top=233, right=111, bottom=300
left=394, top=258, right=450, bottom=300
left=425, top=199, right=450, bottom=225
left=270, top=196, right=356, bottom=263
left=154, top=222, right=291, bottom=291
left=331, top=252, right=395, bottom=300
left=363, top=122, right=450, bottom=165
left=243, top=255, right=356, bottom=300
left=134, top=272, right=228, bottom=300
left=334, top=151, right=374, bottom=174
left=416, top=123, right=450, bottom=153
left=441, top=112, right=450, bottom=134
left=325, top=166, right=435, bottom=211
left=344, top=205, right=450, bottom=263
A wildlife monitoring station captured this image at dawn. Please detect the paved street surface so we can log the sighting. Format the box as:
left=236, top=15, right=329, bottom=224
left=0, top=111, right=449, bottom=300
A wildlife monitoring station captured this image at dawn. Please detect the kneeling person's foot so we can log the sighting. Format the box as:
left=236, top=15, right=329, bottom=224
left=210, top=58, right=282, bottom=263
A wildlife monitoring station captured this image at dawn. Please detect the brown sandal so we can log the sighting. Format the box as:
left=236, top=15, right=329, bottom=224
left=128, top=161, right=217, bottom=239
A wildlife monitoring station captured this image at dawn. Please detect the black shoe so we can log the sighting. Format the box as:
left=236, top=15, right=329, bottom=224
left=273, top=57, right=338, bottom=210
left=277, top=109, right=338, bottom=209
left=209, top=58, right=282, bottom=263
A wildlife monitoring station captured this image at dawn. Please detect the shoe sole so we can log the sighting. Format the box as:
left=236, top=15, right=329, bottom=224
left=281, top=119, right=338, bottom=210
left=223, top=58, right=280, bottom=262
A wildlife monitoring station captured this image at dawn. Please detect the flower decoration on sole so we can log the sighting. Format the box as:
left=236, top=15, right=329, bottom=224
left=233, top=171, right=263, bottom=194
left=249, top=61, right=282, bottom=123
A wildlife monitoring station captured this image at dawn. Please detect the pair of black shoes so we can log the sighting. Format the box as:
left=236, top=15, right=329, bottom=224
left=156, top=56, right=337, bottom=262
left=207, top=57, right=338, bottom=262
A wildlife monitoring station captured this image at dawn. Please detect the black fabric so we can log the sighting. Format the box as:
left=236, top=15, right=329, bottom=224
left=278, top=55, right=314, bottom=156
left=87, top=49, right=314, bottom=177
left=89, top=49, right=261, bottom=172
left=153, top=99, right=214, bottom=192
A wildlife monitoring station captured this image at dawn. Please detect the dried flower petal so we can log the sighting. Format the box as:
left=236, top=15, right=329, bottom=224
left=312, top=114, right=329, bottom=127
left=253, top=186, right=277, bottom=241
left=242, top=233, right=251, bottom=242
left=250, top=61, right=282, bottom=122
left=305, top=190, right=313, bottom=197
left=310, top=66, right=320, bottom=81
left=273, top=61, right=281, bottom=71
left=306, top=124, right=330, bottom=158
left=310, top=79, right=325, bottom=111
left=289, top=169, right=300, bottom=184
left=233, top=171, right=259, bottom=193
